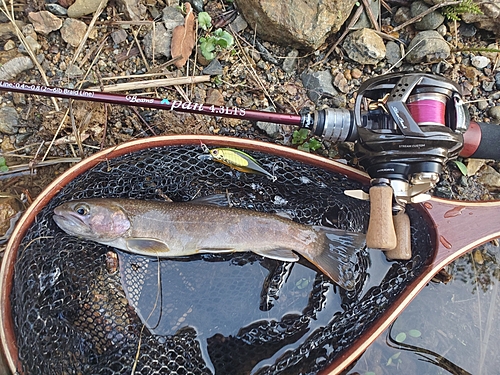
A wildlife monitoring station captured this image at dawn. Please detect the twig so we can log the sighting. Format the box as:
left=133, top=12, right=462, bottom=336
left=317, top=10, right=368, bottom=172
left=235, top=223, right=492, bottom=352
left=86, top=75, right=210, bottom=92
left=392, top=1, right=461, bottom=32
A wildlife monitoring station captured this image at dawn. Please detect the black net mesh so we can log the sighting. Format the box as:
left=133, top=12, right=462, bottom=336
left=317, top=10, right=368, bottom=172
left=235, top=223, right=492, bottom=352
left=10, top=144, right=433, bottom=374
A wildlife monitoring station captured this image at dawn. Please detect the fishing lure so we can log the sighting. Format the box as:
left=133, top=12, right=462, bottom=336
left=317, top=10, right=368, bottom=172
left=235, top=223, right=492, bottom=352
left=200, top=143, right=277, bottom=181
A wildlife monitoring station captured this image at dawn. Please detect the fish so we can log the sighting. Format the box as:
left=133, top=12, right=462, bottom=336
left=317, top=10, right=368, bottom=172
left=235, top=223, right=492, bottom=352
left=201, top=144, right=276, bottom=181
left=52, top=198, right=365, bottom=290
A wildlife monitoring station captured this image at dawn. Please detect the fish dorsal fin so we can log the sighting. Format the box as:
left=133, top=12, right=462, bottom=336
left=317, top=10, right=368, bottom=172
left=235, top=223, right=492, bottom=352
left=254, top=249, right=299, bottom=262
left=190, top=194, right=230, bottom=207
left=126, top=238, right=170, bottom=256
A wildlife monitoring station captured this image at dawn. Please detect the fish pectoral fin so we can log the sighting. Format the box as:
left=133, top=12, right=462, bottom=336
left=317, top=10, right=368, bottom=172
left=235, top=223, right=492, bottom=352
left=126, top=238, right=170, bottom=256
left=254, top=249, right=299, bottom=262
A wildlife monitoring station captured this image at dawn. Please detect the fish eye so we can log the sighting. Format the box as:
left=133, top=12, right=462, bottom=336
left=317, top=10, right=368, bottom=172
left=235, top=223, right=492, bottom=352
left=211, top=149, right=219, bottom=156
left=74, top=204, right=90, bottom=216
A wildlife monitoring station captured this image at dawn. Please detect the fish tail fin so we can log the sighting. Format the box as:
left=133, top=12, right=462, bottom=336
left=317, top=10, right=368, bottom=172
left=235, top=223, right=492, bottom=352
left=309, top=226, right=366, bottom=291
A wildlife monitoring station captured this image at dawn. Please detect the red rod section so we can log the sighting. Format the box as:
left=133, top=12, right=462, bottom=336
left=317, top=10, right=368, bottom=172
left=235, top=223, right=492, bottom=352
left=0, top=80, right=303, bottom=126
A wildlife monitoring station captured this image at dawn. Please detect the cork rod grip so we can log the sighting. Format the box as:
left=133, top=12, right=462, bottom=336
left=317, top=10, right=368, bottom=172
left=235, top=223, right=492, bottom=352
left=384, top=211, right=412, bottom=260
left=366, top=185, right=397, bottom=250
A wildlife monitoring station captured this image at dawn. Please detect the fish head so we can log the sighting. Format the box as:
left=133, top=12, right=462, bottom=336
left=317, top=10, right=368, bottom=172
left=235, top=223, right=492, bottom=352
left=53, top=200, right=130, bottom=242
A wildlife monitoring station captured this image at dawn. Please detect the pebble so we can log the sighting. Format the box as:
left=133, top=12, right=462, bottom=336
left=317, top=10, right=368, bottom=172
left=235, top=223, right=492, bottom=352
left=202, top=59, right=223, bottom=75
left=68, top=0, right=107, bottom=18
left=3, top=40, right=15, bottom=51
left=282, top=49, right=299, bottom=74
left=477, top=99, right=489, bottom=111
left=471, top=55, right=490, bottom=69
left=27, top=11, right=62, bottom=35
left=111, top=29, right=128, bottom=45
left=18, top=35, right=41, bottom=54
left=385, top=41, right=402, bottom=67
left=60, top=18, right=87, bottom=47
left=142, top=23, right=171, bottom=59
left=46, top=4, right=68, bottom=16
left=114, top=0, right=147, bottom=21
left=482, top=80, right=495, bottom=92
left=205, top=89, right=225, bottom=106
left=229, top=15, right=248, bottom=34
left=394, top=7, right=411, bottom=25
left=256, top=107, right=281, bottom=138
left=343, top=28, right=386, bottom=65
left=333, top=71, right=349, bottom=93
left=488, top=105, right=500, bottom=120
left=351, top=68, right=362, bottom=79
left=300, top=70, right=337, bottom=102
left=478, top=165, right=500, bottom=190
left=0, top=107, right=19, bottom=135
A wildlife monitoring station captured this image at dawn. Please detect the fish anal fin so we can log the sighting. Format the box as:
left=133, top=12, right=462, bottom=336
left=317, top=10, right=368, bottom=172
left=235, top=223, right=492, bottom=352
left=126, top=238, right=170, bottom=256
left=307, top=226, right=366, bottom=291
left=254, top=249, right=299, bottom=262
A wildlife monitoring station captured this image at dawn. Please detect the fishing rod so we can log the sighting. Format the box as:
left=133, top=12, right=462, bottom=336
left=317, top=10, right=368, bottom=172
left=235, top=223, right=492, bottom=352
left=1, top=72, right=499, bottom=258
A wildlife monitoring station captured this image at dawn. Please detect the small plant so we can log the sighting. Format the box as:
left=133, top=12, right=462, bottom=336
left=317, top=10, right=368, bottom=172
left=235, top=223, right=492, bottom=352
left=0, top=157, right=9, bottom=172
left=197, top=12, right=234, bottom=61
left=442, top=0, right=483, bottom=21
left=292, top=128, right=322, bottom=152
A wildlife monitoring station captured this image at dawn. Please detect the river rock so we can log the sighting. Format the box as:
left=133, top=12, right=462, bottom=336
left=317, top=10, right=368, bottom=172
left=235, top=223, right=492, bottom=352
left=67, top=0, right=107, bottom=18
left=282, top=49, right=299, bottom=73
left=405, top=30, right=450, bottom=63
left=60, top=18, right=87, bottom=47
left=233, top=0, right=357, bottom=49
left=461, top=1, right=500, bottom=35
left=343, top=28, right=386, bottom=65
left=46, top=4, right=68, bottom=16
left=411, top=1, right=444, bottom=30
left=27, top=11, right=62, bottom=35
left=0, top=107, right=19, bottom=135
left=488, top=105, right=500, bottom=121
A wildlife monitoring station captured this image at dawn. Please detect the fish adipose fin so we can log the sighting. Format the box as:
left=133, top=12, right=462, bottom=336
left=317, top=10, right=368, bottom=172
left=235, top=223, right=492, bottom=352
left=309, top=226, right=366, bottom=291
left=126, top=238, right=170, bottom=256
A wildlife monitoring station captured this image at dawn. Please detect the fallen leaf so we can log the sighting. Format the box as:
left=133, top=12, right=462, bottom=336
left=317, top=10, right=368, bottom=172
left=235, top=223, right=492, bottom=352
left=171, top=3, right=196, bottom=68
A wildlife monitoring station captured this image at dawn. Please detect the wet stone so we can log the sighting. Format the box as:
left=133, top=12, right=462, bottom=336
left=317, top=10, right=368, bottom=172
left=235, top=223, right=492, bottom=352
left=202, top=59, right=223, bottom=75
left=301, top=70, right=337, bottom=103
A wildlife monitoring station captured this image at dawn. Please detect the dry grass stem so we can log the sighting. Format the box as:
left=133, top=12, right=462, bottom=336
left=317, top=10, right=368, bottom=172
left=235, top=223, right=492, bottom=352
left=0, top=0, right=59, bottom=111
left=71, top=0, right=108, bottom=66
left=88, top=75, right=210, bottom=92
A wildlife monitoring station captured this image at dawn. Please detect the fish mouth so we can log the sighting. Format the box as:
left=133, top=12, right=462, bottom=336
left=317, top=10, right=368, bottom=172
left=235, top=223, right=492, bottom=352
left=53, top=211, right=88, bottom=236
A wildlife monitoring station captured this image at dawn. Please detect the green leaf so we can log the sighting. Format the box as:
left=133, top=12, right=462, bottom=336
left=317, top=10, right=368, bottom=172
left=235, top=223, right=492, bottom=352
left=308, top=138, right=322, bottom=151
left=200, top=39, right=216, bottom=60
left=395, top=332, right=407, bottom=343
left=0, top=165, right=8, bottom=172
left=0, top=156, right=5, bottom=166
left=198, top=12, right=212, bottom=31
left=408, top=329, right=421, bottom=338
left=453, top=160, right=468, bottom=176
left=292, top=128, right=308, bottom=144
left=297, top=143, right=310, bottom=152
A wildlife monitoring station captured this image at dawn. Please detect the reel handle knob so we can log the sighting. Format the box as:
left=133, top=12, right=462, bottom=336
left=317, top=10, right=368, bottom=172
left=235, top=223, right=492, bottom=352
left=384, top=211, right=412, bottom=260
left=366, top=185, right=397, bottom=250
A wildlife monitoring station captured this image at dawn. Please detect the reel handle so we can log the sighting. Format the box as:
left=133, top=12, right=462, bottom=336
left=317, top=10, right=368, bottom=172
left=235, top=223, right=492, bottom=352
left=384, top=211, right=412, bottom=260
left=366, top=185, right=397, bottom=250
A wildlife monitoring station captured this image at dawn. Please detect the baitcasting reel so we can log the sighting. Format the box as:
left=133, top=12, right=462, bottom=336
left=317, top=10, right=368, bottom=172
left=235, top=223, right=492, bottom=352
left=302, top=72, right=469, bottom=258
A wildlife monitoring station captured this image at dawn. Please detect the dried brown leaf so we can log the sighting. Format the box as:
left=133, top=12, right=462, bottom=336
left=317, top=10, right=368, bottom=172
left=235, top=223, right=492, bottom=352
left=171, top=3, right=196, bottom=68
